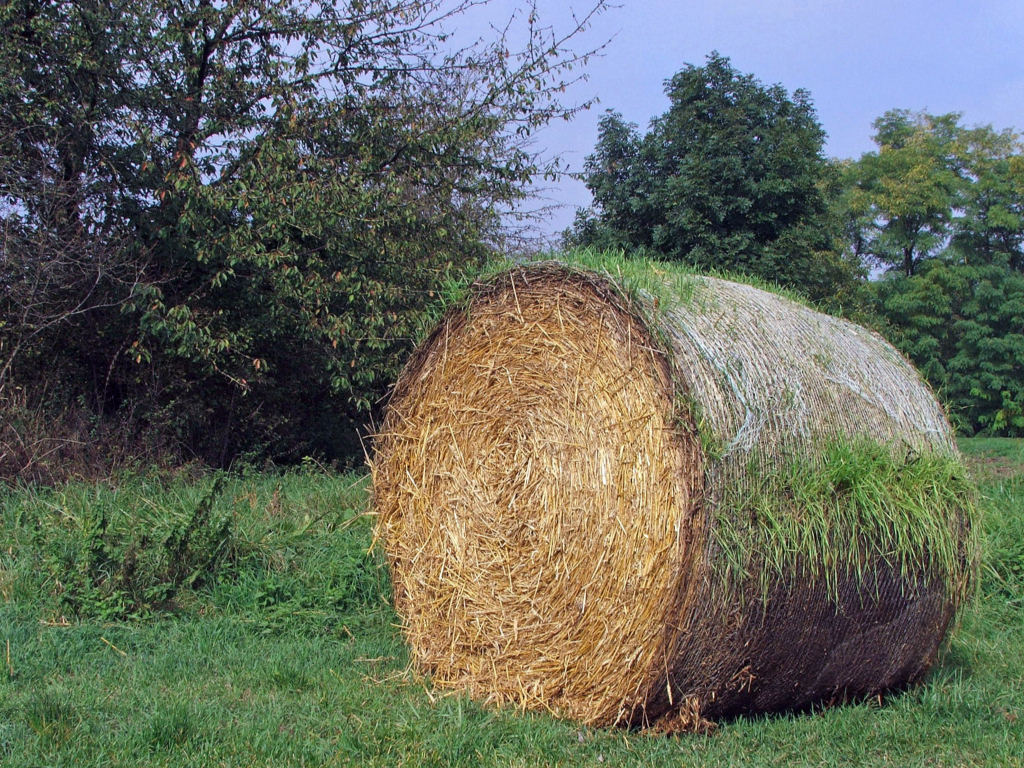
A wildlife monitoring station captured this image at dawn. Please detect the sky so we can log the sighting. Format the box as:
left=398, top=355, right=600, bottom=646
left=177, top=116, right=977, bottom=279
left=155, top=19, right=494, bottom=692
left=458, top=0, right=1024, bottom=241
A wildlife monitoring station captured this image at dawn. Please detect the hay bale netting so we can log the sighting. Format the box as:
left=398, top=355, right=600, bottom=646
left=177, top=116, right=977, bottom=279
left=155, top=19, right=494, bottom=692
left=371, top=259, right=976, bottom=730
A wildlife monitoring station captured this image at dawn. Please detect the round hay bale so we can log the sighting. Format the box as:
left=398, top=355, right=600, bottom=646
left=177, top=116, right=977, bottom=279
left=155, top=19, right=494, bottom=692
left=371, top=259, right=976, bottom=730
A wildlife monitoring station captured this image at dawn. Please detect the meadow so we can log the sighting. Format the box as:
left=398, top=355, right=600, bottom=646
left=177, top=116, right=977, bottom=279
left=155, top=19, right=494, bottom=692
left=1, top=439, right=1021, bottom=767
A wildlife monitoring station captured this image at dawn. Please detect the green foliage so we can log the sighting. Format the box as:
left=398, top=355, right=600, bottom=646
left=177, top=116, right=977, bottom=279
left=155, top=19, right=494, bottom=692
left=842, top=111, right=964, bottom=276
left=713, top=440, right=977, bottom=605
left=867, top=261, right=1024, bottom=436
left=0, top=0, right=608, bottom=469
left=565, top=53, right=858, bottom=301
left=841, top=111, right=1024, bottom=277
left=835, top=113, right=1024, bottom=437
left=952, top=124, right=1024, bottom=271
left=1, top=470, right=384, bottom=625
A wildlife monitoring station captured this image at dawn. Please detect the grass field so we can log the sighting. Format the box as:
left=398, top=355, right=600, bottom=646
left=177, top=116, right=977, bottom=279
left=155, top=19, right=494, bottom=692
left=1, top=439, right=1021, bottom=767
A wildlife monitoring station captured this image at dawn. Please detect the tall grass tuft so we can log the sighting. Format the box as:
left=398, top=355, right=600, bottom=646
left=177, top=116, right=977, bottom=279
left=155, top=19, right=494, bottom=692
left=15, top=475, right=235, bottom=619
left=714, top=440, right=978, bottom=605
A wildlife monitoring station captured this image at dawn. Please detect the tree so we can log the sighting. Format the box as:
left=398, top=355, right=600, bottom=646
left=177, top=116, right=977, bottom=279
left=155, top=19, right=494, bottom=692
left=566, top=52, right=853, bottom=299
left=842, top=111, right=964, bottom=277
left=952, top=124, right=1024, bottom=271
left=0, top=0, right=145, bottom=394
left=566, top=111, right=647, bottom=252
left=0, top=0, right=609, bottom=468
left=840, top=111, right=1024, bottom=436
left=843, top=112, right=1024, bottom=277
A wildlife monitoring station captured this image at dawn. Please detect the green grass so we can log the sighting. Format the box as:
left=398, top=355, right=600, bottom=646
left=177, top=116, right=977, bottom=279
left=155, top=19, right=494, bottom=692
left=422, top=248, right=812, bottom=349
left=550, top=247, right=820, bottom=311
left=1, top=441, right=1022, bottom=767
left=712, top=440, right=977, bottom=606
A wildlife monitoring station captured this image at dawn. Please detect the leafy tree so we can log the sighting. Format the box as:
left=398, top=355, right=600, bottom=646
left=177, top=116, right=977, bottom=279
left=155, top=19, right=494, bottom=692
left=566, top=52, right=854, bottom=299
left=0, top=0, right=143, bottom=392
left=952, top=124, right=1024, bottom=271
left=566, top=111, right=646, bottom=252
left=840, top=112, right=1024, bottom=436
left=0, top=0, right=608, bottom=468
left=842, top=111, right=965, bottom=276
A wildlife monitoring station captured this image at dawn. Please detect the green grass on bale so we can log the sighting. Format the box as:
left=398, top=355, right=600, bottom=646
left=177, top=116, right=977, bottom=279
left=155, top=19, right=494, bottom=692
left=712, top=439, right=978, bottom=607
left=0, top=439, right=1020, bottom=766
left=420, top=248, right=812, bottom=349
left=558, top=247, right=818, bottom=311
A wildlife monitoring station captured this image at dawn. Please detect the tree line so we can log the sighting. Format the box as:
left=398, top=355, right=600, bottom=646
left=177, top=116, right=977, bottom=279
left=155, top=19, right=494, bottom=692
left=567, top=53, right=1023, bottom=438
left=1, top=11, right=1019, bottom=481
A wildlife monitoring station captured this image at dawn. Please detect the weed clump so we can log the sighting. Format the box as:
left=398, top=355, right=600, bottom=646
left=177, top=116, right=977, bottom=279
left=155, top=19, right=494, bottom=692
left=30, top=476, right=234, bottom=620
left=0, top=470, right=388, bottom=628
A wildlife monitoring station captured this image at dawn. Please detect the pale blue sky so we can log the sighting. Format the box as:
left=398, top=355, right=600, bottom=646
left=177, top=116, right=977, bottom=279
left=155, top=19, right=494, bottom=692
left=462, top=0, right=1024, bottom=239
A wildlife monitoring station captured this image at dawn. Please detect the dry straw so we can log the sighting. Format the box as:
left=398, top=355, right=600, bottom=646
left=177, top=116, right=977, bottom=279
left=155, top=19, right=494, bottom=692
left=371, top=255, right=977, bottom=731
